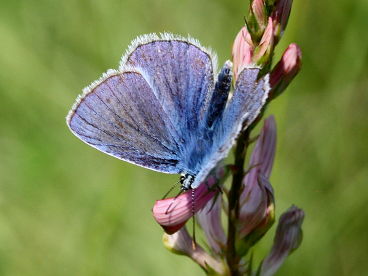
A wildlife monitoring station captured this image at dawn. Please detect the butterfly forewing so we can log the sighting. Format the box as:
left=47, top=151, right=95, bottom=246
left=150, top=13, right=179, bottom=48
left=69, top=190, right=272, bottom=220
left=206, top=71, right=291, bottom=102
left=121, top=35, right=216, bottom=139
left=67, top=70, right=182, bottom=173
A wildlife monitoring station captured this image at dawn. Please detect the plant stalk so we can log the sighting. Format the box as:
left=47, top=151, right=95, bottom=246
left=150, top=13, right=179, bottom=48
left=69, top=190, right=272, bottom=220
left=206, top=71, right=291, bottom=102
left=226, top=128, right=251, bottom=275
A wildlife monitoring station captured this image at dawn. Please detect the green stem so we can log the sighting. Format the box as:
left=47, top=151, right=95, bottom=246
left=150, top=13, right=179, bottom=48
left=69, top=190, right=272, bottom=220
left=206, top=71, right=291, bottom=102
left=226, top=129, right=251, bottom=275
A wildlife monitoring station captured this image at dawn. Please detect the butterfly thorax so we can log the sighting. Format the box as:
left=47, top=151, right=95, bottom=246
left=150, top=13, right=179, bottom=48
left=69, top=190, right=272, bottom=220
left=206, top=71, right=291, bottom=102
left=180, top=173, right=195, bottom=190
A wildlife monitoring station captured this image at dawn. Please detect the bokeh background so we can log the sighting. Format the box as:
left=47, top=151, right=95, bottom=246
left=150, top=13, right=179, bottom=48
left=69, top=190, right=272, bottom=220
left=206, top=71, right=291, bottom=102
left=0, top=0, right=367, bottom=275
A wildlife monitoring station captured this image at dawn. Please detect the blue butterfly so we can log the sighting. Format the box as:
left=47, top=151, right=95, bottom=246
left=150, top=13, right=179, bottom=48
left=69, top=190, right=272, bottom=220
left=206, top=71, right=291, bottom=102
left=67, top=33, right=270, bottom=190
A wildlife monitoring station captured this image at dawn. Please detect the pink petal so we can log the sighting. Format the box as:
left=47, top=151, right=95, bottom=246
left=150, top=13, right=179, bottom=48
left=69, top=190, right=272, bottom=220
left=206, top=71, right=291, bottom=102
left=252, top=0, right=266, bottom=27
left=163, top=227, right=225, bottom=274
left=239, top=116, right=277, bottom=238
left=239, top=176, right=274, bottom=238
left=232, top=26, right=254, bottom=80
left=196, top=195, right=226, bottom=254
left=269, top=43, right=302, bottom=98
left=240, top=115, right=276, bottom=204
left=253, top=17, right=274, bottom=63
left=261, top=205, right=304, bottom=276
left=152, top=177, right=218, bottom=234
left=271, top=0, right=293, bottom=40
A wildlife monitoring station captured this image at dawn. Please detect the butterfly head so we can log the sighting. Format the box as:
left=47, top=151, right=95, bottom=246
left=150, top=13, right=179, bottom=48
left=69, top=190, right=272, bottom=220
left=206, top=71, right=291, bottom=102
left=180, top=173, right=195, bottom=191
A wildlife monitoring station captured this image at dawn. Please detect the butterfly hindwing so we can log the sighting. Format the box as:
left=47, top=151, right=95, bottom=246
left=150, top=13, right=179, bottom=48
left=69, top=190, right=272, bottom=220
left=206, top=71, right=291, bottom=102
left=192, top=67, right=270, bottom=187
left=220, top=67, right=269, bottom=142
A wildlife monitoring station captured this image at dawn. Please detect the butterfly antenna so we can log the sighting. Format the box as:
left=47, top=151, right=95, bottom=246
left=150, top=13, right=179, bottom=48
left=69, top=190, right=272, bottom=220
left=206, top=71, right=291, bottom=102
left=161, top=180, right=181, bottom=200
left=191, top=188, right=197, bottom=250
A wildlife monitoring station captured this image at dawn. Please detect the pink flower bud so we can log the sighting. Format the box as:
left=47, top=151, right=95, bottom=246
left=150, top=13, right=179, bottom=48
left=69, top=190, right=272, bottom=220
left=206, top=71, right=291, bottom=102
left=163, top=227, right=225, bottom=274
left=253, top=17, right=274, bottom=64
left=251, top=0, right=267, bottom=28
left=238, top=116, right=277, bottom=240
left=162, top=227, right=194, bottom=256
left=261, top=205, right=305, bottom=276
left=270, top=43, right=302, bottom=98
left=271, top=0, right=293, bottom=42
left=196, top=196, right=226, bottom=254
left=232, top=26, right=254, bottom=80
left=240, top=115, right=276, bottom=202
left=152, top=181, right=216, bottom=234
left=238, top=176, right=275, bottom=242
left=152, top=166, right=230, bottom=234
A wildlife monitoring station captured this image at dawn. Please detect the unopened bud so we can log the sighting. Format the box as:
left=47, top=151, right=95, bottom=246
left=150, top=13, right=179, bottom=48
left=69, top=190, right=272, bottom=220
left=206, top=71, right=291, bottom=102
left=196, top=196, right=226, bottom=254
left=237, top=117, right=277, bottom=254
left=253, top=17, right=274, bottom=65
left=163, top=228, right=226, bottom=274
left=152, top=166, right=230, bottom=234
left=260, top=205, right=305, bottom=276
left=251, top=0, right=267, bottom=30
left=232, top=26, right=254, bottom=81
left=269, top=43, right=302, bottom=98
left=271, top=0, right=293, bottom=43
left=238, top=176, right=275, bottom=253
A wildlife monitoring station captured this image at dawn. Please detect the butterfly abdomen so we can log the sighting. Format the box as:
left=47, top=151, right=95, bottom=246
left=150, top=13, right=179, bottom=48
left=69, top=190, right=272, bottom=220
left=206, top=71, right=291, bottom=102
left=205, top=61, right=232, bottom=129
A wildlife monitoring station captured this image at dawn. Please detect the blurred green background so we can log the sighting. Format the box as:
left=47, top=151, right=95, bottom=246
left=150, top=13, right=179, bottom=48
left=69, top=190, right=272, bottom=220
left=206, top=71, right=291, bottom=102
left=0, top=0, right=367, bottom=275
